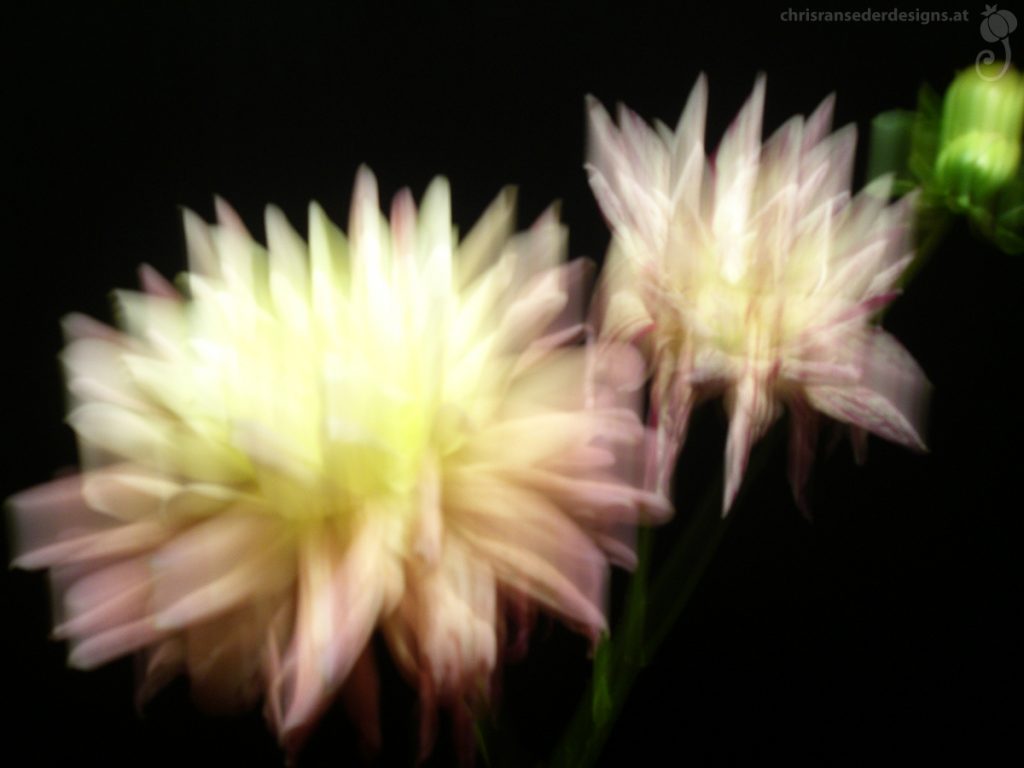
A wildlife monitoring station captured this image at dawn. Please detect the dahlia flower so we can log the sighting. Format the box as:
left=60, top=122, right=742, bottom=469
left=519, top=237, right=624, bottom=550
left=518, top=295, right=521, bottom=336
left=587, top=76, right=929, bottom=513
left=10, top=168, right=667, bottom=755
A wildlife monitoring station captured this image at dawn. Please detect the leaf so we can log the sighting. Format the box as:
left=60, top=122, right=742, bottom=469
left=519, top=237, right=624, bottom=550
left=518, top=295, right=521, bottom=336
left=866, top=110, right=916, bottom=188
left=908, top=84, right=942, bottom=187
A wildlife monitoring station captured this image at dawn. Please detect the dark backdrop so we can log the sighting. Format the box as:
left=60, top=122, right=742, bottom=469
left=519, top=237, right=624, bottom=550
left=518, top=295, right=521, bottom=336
left=3, top=2, right=1020, bottom=765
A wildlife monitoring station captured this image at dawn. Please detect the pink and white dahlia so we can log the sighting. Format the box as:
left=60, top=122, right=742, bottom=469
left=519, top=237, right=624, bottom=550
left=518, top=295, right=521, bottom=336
left=10, top=168, right=667, bottom=755
left=587, top=76, right=929, bottom=513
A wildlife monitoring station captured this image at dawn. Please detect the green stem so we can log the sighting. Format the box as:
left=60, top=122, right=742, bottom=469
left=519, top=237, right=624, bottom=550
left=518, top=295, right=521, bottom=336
left=645, top=423, right=784, bottom=659
left=546, top=426, right=784, bottom=768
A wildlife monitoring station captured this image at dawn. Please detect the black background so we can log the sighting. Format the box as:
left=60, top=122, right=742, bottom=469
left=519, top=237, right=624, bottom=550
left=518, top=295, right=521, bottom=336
left=3, top=2, right=1021, bottom=765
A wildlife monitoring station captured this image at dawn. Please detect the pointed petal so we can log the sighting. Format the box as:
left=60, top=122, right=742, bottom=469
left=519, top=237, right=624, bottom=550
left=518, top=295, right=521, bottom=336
left=410, top=538, right=497, bottom=699
left=265, top=205, right=311, bottom=327
left=457, top=187, right=516, bottom=287
left=149, top=513, right=293, bottom=631
left=723, top=370, right=776, bottom=514
left=805, top=336, right=929, bottom=451
left=278, top=518, right=396, bottom=747
left=182, top=208, right=220, bottom=278
left=447, top=477, right=609, bottom=639
left=138, top=264, right=180, bottom=300
left=671, top=74, right=709, bottom=179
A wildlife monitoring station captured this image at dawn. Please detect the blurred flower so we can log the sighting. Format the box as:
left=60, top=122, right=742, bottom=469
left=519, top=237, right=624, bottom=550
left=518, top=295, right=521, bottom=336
left=587, top=76, right=930, bottom=513
left=10, top=168, right=667, bottom=756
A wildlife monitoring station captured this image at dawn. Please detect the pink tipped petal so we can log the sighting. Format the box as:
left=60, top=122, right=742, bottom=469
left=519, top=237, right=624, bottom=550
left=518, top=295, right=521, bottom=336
left=807, top=385, right=921, bottom=448
left=723, top=402, right=754, bottom=515
left=671, top=74, right=709, bottom=180
left=16, top=520, right=168, bottom=569
left=182, top=208, right=220, bottom=278
left=806, top=333, right=929, bottom=450
left=449, top=480, right=609, bottom=639
left=723, top=371, right=777, bottom=514
left=138, top=264, right=181, bottom=300
left=411, top=539, right=497, bottom=700
left=457, top=187, right=516, bottom=288
left=646, top=358, right=696, bottom=497
left=69, top=619, right=167, bottom=670
left=865, top=253, right=914, bottom=299
left=149, top=513, right=293, bottom=631
left=57, top=559, right=152, bottom=642
left=50, top=558, right=166, bottom=670
left=803, top=92, right=836, bottom=150
left=650, top=410, right=686, bottom=499
left=9, top=474, right=98, bottom=567
left=214, top=196, right=250, bottom=235
left=279, top=520, right=391, bottom=746
left=498, top=465, right=671, bottom=525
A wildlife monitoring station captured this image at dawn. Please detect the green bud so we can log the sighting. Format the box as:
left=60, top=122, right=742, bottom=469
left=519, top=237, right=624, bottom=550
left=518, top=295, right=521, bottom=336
left=934, top=64, right=1024, bottom=211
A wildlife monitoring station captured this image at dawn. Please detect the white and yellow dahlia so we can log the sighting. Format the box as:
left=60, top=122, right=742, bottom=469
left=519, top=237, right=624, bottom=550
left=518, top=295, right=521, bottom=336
left=587, top=76, right=929, bottom=513
left=10, top=168, right=667, bottom=754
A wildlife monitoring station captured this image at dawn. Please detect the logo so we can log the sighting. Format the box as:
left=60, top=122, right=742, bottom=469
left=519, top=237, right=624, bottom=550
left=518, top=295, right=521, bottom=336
left=977, top=5, right=1019, bottom=79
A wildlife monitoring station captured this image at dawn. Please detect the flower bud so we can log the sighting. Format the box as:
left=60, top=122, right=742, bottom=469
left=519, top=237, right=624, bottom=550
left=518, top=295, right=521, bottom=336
left=935, top=65, right=1024, bottom=210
